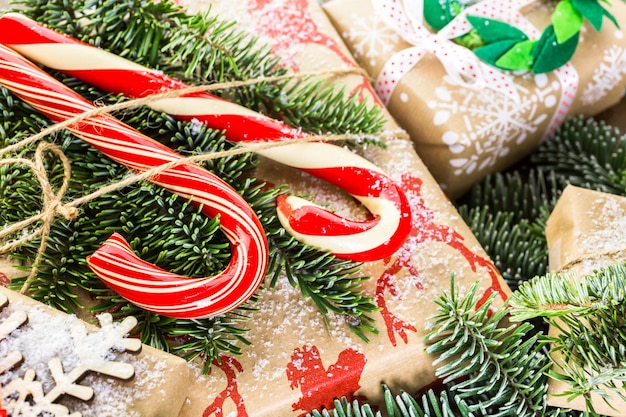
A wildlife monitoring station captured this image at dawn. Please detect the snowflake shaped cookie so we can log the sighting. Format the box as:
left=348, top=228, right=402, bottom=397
left=0, top=292, right=141, bottom=417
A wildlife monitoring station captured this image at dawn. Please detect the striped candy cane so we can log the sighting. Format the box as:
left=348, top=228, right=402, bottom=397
left=0, top=13, right=413, bottom=262
left=0, top=43, right=269, bottom=319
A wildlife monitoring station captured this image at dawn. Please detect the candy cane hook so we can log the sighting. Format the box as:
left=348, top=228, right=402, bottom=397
left=0, top=44, right=268, bottom=319
left=0, top=13, right=413, bottom=262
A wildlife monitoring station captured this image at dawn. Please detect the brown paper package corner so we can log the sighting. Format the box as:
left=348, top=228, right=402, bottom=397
left=0, top=285, right=191, bottom=417
left=545, top=184, right=626, bottom=415
left=172, top=1, right=510, bottom=416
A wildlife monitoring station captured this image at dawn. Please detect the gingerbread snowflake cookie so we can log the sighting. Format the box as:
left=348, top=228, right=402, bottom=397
left=0, top=287, right=190, bottom=417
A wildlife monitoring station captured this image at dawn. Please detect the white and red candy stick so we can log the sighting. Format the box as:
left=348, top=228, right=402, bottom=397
left=0, top=13, right=413, bottom=262
left=0, top=43, right=269, bottom=319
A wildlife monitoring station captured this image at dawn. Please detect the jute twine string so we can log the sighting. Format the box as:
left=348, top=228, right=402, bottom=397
left=0, top=67, right=409, bottom=294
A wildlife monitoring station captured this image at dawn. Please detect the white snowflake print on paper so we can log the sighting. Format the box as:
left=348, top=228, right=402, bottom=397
left=426, top=73, right=558, bottom=176
left=0, top=292, right=142, bottom=417
left=581, top=45, right=626, bottom=106
left=343, top=13, right=399, bottom=68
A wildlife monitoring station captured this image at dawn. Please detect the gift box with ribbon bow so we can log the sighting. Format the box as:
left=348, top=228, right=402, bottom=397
left=323, top=0, right=626, bottom=197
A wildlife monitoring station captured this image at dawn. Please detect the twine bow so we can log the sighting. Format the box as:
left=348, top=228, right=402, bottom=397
left=0, top=141, right=77, bottom=293
left=370, top=0, right=540, bottom=105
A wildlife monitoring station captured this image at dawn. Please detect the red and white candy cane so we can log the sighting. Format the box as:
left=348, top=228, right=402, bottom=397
left=0, top=43, right=269, bottom=319
left=0, top=13, right=412, bottom=262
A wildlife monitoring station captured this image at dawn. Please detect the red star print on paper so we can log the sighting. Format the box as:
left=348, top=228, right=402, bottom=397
left=286, top=345, right=367, bottom=416
left=376, top=173, right=506, bottom=346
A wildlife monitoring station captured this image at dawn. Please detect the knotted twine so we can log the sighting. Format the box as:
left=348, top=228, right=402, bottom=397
left=0, top=67, right=409, bottom=294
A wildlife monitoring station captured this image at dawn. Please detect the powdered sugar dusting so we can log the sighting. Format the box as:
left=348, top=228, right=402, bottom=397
left=0, top=298, right=167, bottom=416
left=0, top=301, right=81, bottom=393
left=569, top=195, right=626, bottom=275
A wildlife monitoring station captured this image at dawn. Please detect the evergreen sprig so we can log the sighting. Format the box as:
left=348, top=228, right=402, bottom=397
left=456, top=169, right=558, bottom=291
left=1, top=0, right=385, bottom=369
left=305, top=385, right=474, bottom=417
left=457, top=116, right=626, bottom=295
left=305, top=276, right=559, bottom=417
left=305, top=115, right=626, bottom=416
left=510, top=264, right=626, bottom=414
left=5, top=0, right=626, bottom=414
left=532, top=116, right=626, bottom=195
left=424, top=278, right=551, bottom=417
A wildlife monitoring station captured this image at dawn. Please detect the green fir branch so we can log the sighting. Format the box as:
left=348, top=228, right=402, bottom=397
left=6, top=0, right=626, bottom=414
left=260, top=187, right=378, bottom=338
left=458, top=168, right=561, bottom=222
left=454, top=114, right=626, bottom=415
left=457, top=207, right=546, bottom=292
left=532, top=116, right=626, bottom=195
left=305, top=101, right=626, bottom=417
left=305, top=385, right=476, bottom=417
left=305, top=396, right=380, bottom=417
left=424, top=278, right=550, bottom=417
left=272, top=80, right=386, bottom=138
left=456, top=170, right=559, bottom=291
left=510, top=263, right=626, bottom=415
left=384, top=387, right=475, bottom=417
left=305, top=277, right=554, bottom=417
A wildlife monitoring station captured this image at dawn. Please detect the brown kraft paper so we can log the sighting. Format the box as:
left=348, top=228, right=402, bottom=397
left=545, top=184, right=626, bottom=415
left=323, top=0, right=626, bottom=198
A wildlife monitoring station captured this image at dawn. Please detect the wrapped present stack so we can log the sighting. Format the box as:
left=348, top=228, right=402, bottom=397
left=2, top=0, right=626, bottom=416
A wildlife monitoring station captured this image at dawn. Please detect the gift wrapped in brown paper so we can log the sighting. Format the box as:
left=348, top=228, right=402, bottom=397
left=546, top=184, right=626, bottom=276
left=167, top=0, right=510, bottom=416
left=323, top=0, right=626, bottom=198
left=0, top=285, right=191, bottom=417
left=0, top=0, right=510, bottom=415
left=545, top=184, right=626, bottom=415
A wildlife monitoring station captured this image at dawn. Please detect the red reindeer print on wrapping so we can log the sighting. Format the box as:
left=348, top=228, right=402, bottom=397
left=203, top=356, right=248, bottom=417
left=376, top=173, right=507, bottom=346
left=353, top=77, right=385, bottom=108
left=376, top=252, right=421, bottom=346
left=286, top=345, right=367, bottom=416
left=0, top=391, right=5, bottom=417
left=0, top=272, right=9, bottom=287
left=247, top=0, right=355, bottom=72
